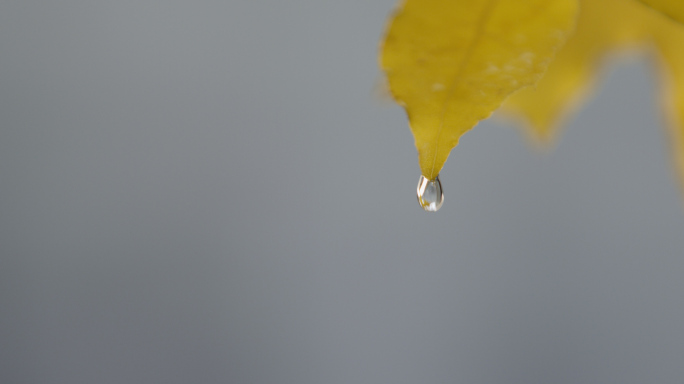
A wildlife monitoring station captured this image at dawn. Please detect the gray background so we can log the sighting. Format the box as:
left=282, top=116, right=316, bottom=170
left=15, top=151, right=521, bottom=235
left=2, top=1, right=684, bottom=383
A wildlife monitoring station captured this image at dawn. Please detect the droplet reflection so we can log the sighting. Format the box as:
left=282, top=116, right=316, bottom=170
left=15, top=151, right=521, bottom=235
left=417, top=175, right=444, bottom=212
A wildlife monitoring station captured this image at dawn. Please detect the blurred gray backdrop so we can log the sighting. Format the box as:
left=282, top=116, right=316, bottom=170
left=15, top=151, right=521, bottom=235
left=2, top=1, right=684, bottom=383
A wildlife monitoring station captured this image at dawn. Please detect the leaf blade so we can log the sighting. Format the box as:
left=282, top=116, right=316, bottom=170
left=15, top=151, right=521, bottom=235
left=380, top=0, right=578, bottom=179
left=638, top=0, right=684, bottom=25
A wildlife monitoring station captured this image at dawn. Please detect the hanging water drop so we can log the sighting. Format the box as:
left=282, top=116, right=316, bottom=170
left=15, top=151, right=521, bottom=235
left=417, top=175, right=444, bottom=212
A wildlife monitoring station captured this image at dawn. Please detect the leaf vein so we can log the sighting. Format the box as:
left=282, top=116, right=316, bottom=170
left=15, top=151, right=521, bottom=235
left=429, top=0, right=500, bottom=178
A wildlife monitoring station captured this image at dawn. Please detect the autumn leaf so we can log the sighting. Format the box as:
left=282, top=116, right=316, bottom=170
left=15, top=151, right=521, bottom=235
left=637, top=0, right=684, bottom=25
left=501, top=0, right=684, bottom=191
left=379, top=0, right=579, bottom=181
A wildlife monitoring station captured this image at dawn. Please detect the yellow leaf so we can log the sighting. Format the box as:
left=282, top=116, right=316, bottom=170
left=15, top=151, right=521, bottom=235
left=638, top=0, right=684, bottom=25
left=502, top=0, right=684, bottom=191
left=379, top=0, right=578, bottom=180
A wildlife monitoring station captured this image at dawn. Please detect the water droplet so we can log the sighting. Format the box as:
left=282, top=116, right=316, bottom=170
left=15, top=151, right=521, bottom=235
left=417, top=175, right=444, bottom=212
